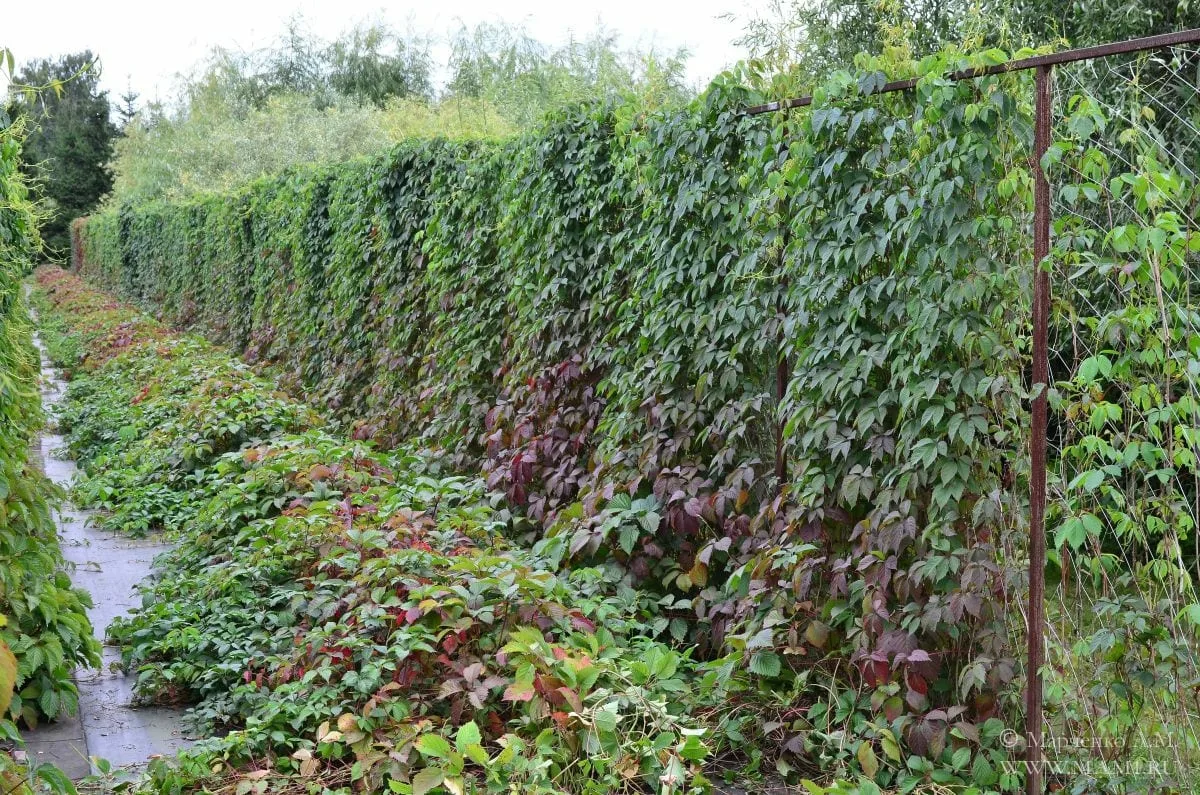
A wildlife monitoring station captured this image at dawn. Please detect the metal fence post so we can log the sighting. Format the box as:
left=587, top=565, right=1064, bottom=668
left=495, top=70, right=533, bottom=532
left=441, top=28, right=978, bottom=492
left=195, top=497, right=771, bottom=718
left=1026, top=62, right=1052, bottom=795
left=775, top=136, right=791, bottom=493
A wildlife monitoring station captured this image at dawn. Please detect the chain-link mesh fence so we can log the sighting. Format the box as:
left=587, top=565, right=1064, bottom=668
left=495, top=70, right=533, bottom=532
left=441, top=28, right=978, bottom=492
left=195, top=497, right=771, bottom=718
left=1040, top=42, right=1200, bottom=791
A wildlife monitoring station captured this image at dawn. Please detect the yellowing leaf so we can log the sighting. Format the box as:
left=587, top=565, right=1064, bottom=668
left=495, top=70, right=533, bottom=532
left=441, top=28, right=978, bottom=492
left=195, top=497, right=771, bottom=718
left=857, top=741, right=879, bottom=778
left=880, top=728, right=901, bottom=762
left=804, top=621, right=830, bottom=649
left=412, top=767, right=444, bottom=795
left=0, top=640, right=16, bottom=716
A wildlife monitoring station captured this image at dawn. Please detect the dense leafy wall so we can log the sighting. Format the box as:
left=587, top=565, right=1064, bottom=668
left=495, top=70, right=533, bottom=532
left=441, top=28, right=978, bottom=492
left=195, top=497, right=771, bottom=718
left=80, top=78, right=789, bottom=525
left=0, top=112, right=100, bottom=735
left=78, top=54, right=1041, bottom=779
left=68, top=38, right=1200, bottom=788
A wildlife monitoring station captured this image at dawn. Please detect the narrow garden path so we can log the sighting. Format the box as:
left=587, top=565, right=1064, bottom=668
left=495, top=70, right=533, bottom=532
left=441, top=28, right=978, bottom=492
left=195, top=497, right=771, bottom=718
left=21, top=333, right=192, bottom=778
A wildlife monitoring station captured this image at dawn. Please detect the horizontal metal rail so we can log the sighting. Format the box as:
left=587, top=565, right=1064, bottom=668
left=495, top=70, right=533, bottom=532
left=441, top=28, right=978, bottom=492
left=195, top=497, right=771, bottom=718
left=745, top=27, right=1200, bottom=115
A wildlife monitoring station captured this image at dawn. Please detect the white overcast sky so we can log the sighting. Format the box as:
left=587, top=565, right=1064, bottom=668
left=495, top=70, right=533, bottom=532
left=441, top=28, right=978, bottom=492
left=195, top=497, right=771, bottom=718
left=6, top=0, right=764, bottom=105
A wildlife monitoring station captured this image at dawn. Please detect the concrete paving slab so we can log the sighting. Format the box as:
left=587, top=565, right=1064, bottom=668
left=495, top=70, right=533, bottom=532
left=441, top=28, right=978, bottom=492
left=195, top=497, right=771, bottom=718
left=19, top=737, right=92, bottom=780
left=75, top=647, right=193, bottom=769
left=21, top=336, right=193, bottom=777
left=19, top=712, right=86, bottom=745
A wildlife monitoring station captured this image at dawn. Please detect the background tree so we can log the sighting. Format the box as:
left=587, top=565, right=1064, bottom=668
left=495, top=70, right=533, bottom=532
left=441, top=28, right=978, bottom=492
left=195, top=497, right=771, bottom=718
left=736, top=0, right=1200, bottom=75
left=1005, top=0, right=1198, bottom=48
left=446, top=22, right=691, bottom=127
left=327, top=23, right=433, bottom=106
left=185, top=17, right=433, bottom=115
left=7, top=51, right=116, bottom=257
left=116, top=79, right=138, bottom=129
left=735, top=0, right=976, bottom=78
left=106, top=18, right=688, bottom=204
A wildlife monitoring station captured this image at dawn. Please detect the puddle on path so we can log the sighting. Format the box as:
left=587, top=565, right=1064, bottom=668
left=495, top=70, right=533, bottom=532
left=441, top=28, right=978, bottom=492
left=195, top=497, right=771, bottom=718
left=21, top=336, right=193, bottom=779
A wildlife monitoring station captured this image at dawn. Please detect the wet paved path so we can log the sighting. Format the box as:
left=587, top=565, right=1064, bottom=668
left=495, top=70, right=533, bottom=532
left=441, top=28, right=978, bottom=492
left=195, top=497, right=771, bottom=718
left=21, top=334, right=192, bottom=778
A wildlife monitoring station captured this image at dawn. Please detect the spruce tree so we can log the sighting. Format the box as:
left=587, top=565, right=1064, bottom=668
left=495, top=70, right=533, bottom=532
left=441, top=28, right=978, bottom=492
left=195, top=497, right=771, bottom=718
left=8, top=51, right=116, bottom=258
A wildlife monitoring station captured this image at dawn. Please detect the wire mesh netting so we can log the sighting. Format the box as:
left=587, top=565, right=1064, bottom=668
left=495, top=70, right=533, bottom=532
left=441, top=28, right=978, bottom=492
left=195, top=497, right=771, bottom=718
left=1040, top=43, right=1200, bottom=790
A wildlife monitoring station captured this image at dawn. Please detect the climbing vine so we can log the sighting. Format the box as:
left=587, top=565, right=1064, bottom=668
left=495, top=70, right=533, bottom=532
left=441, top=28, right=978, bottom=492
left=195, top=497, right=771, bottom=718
left=0, top=55, right=100, bottom=764
left=71, top=42, right=1200, bottom=792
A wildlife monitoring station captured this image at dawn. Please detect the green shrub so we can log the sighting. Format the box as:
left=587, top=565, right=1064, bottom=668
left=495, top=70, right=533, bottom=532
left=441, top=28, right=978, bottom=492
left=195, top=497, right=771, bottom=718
left=0, top=89, right=100, bottom=733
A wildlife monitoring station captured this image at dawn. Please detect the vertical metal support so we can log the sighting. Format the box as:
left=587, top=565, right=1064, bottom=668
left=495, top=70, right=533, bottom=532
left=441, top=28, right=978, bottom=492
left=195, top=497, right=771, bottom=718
left=775, top=133, right=790, bottom=493
left=776, top=325, right=788, bottom=487
left=1026, top=63, right=1052, bottom=795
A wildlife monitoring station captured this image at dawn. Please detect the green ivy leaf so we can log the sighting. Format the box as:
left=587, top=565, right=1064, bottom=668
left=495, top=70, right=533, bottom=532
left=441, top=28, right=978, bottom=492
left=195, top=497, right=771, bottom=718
left=748, top=651, right=781, bottom=677
left=415, top=734, right=453, bottom=760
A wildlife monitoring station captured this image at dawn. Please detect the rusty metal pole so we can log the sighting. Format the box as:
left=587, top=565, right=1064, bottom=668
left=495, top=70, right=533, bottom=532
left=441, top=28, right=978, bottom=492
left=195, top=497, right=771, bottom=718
left=776, top=278, right=788, bottom=487
left=776, top=331, right=788, bottom=487
left=1026, top=63, right=1052, bottom=795
left=775, top=136, right=790, bottom=493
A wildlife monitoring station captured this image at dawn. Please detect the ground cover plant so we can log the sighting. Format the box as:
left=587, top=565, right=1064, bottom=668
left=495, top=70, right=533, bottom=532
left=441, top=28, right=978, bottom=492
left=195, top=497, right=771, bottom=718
left=36, top=267, right=728, bottom=794
left=36, top=269, right=320, bottom=536
left=62, top=35, right=1200, bottom=795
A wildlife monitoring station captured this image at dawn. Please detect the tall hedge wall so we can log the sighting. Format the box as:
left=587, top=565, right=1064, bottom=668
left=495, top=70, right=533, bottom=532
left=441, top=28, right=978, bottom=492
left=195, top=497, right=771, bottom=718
left=77, top=59, right=1037, bottom=731
left=67, top=41, right=1200, bottom=783
left=79, top=78, right=803, bottom=518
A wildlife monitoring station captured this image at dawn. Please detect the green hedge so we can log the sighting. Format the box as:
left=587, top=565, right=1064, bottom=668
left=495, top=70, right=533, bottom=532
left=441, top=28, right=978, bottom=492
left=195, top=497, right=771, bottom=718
left=78, top=55, right=1039, bottom=768
left=79, top=81, right=794, bottom=517
left=71, top=45, right=1200, bottom=787
left=76, top=65, right=1031, bottom=539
